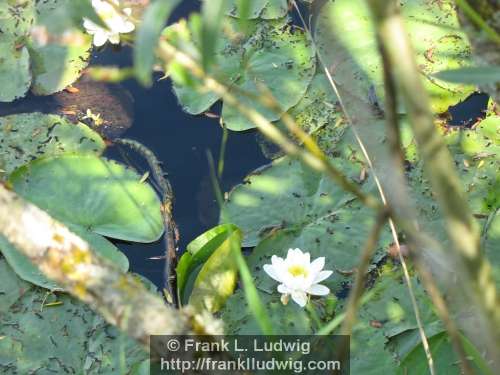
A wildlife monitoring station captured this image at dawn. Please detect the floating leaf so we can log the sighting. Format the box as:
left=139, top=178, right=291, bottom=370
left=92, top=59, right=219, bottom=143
left=434, top=66, right=500, bottom=85
left=226, top=0, right=288, bottom=20
left=169, top=17, right=316, bottom=130
left=222, top=156, right=372, bottom=248
left=0, top=258, right=148, bottom=373
left=0, top=0, right=92, bottom=102
left=484, top=211, right=500, bottom=288
left=0, top=224, right=129, bottom=290
left=10, top=154, right=164, bottom=243
left=316, top=0, right=475, bottom=114
left=188, top=226, right=241, bottom=312
left=0, top=257, right=31, bottom=314
left=0, top=40, right=31, bottom=102
left=397, top=332, right=491, bottom=375
left=0, top=113, right=105, bottom=178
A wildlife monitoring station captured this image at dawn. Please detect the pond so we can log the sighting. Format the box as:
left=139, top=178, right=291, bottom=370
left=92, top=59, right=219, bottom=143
left=92, top=1, right=269, bottom=288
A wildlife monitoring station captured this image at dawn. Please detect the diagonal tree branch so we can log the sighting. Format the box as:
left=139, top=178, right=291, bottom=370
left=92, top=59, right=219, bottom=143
left=0, top=184, right=221, bottom=353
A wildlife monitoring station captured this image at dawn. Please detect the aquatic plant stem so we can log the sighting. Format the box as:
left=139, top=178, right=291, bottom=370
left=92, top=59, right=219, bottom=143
left=0, top=184, right=221, bottom=351
left=368, top=0, right=500, bottom=352
left=114, top=138, right=178, bottom=307
left=156, top=41, right=378, bottom=210
left=454, top=0, right=500, bottom=45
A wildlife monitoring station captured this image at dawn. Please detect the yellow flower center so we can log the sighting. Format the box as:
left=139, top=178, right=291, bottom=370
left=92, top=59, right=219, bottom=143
left=288, top=264, right=308, bottom=278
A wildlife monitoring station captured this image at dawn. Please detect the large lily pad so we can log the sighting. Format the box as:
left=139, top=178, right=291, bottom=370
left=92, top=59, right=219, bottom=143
left=315, top=0, right=475, bottom=114
left=0, top=113, right=105, bottom=178
left=9, top=154, right=164, bottom=243
left=169, top=17, right=316, bottom=131
left=0, top=258, right=148, bottom=373
left=0, top=0, right=92, bottom=101
left=222, top=156, right=372, bottom=247
left=0, top=223, right=129, bottom=290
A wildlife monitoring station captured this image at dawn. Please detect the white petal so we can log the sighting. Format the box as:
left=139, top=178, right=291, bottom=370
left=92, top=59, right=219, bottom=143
left=108, top=33, right=120, bottom=44
left=310, top=257, right=325, bottom=274
left=307, top=284, right=330, bottom=296
left=291, top=291, right=308, bottom=307
left=120, top=20, right=135, bottom=33
left=263, top=264, right=282, bottom=283
left=277, top=284, right=290, bottom=294
left=93, top=31, right=109, bottom=47
left=271, top=255, right=285, bottom=271
left=313, top=270, right=333, bottom=284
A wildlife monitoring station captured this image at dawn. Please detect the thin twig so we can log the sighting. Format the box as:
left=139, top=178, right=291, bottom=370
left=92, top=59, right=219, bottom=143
left=340, top=209, right=388, bottom=335
left=290, top=2, right=437, bottom=374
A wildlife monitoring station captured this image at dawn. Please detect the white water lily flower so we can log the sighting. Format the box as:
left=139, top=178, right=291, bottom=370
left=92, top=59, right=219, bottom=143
left=263, top=248, right=333, bottom=307
left=83, top=0, right=135, bottom=47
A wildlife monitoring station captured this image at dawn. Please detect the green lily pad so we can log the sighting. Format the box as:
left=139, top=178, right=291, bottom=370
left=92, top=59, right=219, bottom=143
left=0, top=257, right=31, bottom=314
left=0, top=0, right=36, bottom=37
left=315, top=0, right=475, bottom=114
left=0, top=40, right=32, bottom=102
left=397, top=331, right=490, bottom=375
left=222, top=156, right=371, bottom=247
left=0, top=223, right=129, bottom=290
left=9, top=154, right=164, bottom=243
left=0, top=113, right=105, bottom=178
left=0, top=258, right=148, bottom=373
left=0, top=0, right=92, bottom=102
left=484, top=211, right=500, bottom=288
left=226, top=0, right=288, bottom=20
left=188, top=226, right=241, bottom=313
left=169, top=17, right=316, bottom=131
left=221, top=287, right=313, bottom=335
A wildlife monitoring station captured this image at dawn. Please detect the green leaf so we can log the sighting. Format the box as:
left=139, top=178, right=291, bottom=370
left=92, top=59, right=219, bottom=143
left=397, top=332, right=493, bottom=375
left=316, top=0, right=475, bottom=114
left=0, top=0, right=92, bottom=101
left=0, top=224, right=129, bottom=290
left=169, top=17, right=316, bottom=130
left=9, top=154, right=164, bottom=243
left=222, top=156, right=373, bottom=248
left=0, top=113, right=105, bottom=178
left=434, top=66, right=500, bottom=85
left=0, top=40, right=31, bottom=102
left=177, top=223, right=239, bottom=304
left=226, top=0, right=288, bottom=20
left=134, top=0, right=180, bottom=86
left=0, top=259, right=148, bottom=373
left=200, top=0, right=228, bottom=71
left=0, top=257, right=31, bottom=313
left=484, top=210, right=500, bottom=289
left=188, top=226, right=241, bottom=312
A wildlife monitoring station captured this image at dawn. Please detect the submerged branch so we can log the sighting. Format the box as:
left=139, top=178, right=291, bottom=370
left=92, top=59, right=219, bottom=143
left=114, top=138, right=179, bottom=306
left=0, top=184, right=220, bottom=351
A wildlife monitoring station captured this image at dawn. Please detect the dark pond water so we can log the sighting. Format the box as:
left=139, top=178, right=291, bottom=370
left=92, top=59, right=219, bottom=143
left=93, top=1, right=268, bottom=288
left=0, top=0, right=489, bottom=291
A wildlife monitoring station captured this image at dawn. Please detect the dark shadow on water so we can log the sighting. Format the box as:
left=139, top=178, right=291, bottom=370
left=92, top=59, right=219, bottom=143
left=93, top=19, right=268, bottom=287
